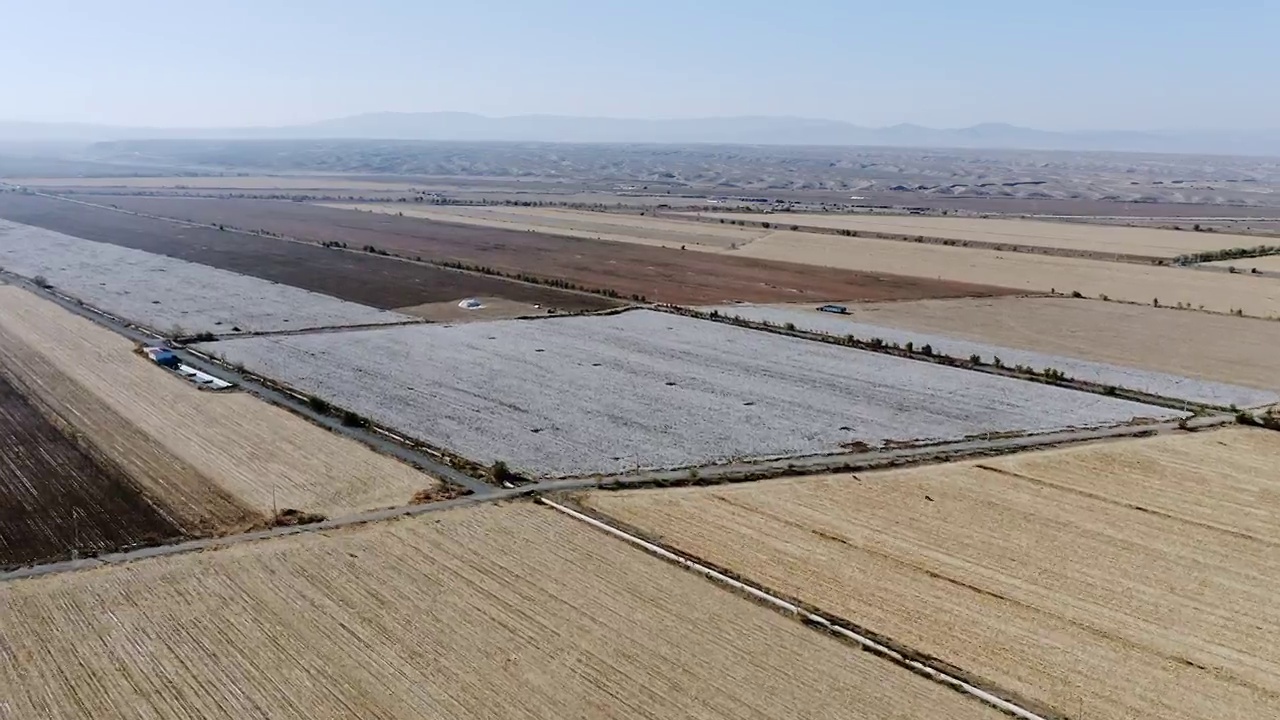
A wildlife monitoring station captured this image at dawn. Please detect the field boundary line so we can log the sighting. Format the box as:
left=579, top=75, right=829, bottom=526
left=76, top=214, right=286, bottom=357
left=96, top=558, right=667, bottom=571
left=0, top=492, right=505, bottom=583
left=539, top=497, right=1055, bottom=720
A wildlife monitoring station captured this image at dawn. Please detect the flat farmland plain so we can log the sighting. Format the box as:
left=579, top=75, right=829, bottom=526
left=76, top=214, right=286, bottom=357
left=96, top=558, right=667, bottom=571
left=324, top=203, right=767, bottom=249
left=0, top=503, right=1007, bottom=720
left=695, top=211, right=1264, bottom=258
left=0, top=286, right=438, bottom=520
left=0, top=194, right=618, bottom=314
left=584, top=427, right=1280, bottom=720
left=709, top=303, right=1278, bottom=407
left=201, top=310, right=1174, bottom=477
left=0, top=372, right=185, bottom=568
left=12, top=175, right=426, bottom=190
left=729, top=230, right=1280, bottom=316
left=0, top=219, right=413, bottom=334
left=76, top=195, right=1022, bottom=305
left=827, top=296, right=1280, bottom=392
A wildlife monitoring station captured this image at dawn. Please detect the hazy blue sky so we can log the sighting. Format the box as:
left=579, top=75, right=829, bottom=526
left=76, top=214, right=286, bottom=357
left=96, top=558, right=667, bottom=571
left=1, top=0, right=1275, bottom=129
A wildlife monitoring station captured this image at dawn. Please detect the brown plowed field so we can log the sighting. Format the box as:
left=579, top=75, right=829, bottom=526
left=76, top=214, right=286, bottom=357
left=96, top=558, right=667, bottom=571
left=63, top=195, right=1021, bottom=305
left=0, top=372, right=185, bottom=569
left=0, top=194, right=616, bottom=313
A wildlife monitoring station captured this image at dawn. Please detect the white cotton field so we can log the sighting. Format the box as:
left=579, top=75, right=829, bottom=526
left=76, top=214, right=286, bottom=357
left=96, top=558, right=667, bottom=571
left=201, top=310, right=1179, bottom=477
left=0, top=220, right=413, bottom=334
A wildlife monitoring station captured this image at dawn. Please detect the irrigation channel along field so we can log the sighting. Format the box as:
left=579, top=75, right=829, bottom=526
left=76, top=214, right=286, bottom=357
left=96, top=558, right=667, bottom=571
left=199, top=309, right=1177, bottom=478
left=0, top=285, right=438, bottom=522
left=691, top=211, right=1264, bottom=259
left=583, top=427, right=1280, bottom=720
left=723, top=230, right=1280, bottom=317
left=0, top=503, right=1009, bottom=720
left=707, top=303, right=1278, bottom=407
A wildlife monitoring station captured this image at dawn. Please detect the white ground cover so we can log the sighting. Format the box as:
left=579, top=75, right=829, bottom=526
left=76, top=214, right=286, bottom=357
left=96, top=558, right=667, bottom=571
left=202, top=310, right=1177, bottom=477
left=704, top=304, right=1277, bottom=409
left=0, top=219, right=413, bottom=334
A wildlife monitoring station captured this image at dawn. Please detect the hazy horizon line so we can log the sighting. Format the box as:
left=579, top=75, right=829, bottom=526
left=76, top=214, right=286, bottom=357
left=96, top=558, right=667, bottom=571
left=2, top=113, right=1276, bottom=134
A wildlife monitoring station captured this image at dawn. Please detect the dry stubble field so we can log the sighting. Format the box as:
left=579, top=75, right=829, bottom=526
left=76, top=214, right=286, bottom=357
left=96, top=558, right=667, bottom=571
left=0, top=286, right=438, bottom=521
left=823, top=295, right=1280, bottom=392
left=729, top=230, right=1280, bottom=316
left=0, top=503, right=1006, bottom=720
left=323, top=203, right=766, bottom=250
left=584, top=427, right=1280, bottom=720
left=693, top=211, right=1264, bottom=258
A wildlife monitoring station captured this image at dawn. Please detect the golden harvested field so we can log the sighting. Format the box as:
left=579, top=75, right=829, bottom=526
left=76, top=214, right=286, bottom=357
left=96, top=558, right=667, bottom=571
left=0, top=503, right=1005, bottom=720
left=831, top=295, right=1280, bottom=391
left=585, top=427, right=1280, bottom=720
left=694, top=211, right=1262, bottom=258
left=729, top=230, right=1280, bottom=316
left=1205, top=254, right=1280, bottom=272
left=0, top=286, right=439, bottom=521
left=321, top=203, right=766, bottom=250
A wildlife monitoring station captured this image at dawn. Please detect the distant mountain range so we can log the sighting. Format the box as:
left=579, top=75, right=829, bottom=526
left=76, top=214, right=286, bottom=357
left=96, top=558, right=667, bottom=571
left=2, top=113, right=1278, bottom=156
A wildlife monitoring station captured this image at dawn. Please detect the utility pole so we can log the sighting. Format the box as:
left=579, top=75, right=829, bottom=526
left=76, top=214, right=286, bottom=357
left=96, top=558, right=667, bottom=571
left=70, top=509, right=80, bottom=561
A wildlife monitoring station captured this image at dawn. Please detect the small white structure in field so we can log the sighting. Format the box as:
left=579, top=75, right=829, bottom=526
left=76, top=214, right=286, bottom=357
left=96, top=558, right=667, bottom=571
left=458, top=298, right=484, bottom=310
left=143, top=346, right=234, bottom=391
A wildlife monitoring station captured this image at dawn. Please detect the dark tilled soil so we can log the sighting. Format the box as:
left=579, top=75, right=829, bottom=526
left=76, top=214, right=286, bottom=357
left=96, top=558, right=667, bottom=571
left=59, top=196, right=1023, bottom=305
left=0, top=373, right=186, bottom=569
left=0, top=194, right=619, bottom=312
